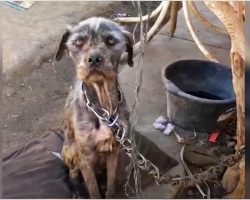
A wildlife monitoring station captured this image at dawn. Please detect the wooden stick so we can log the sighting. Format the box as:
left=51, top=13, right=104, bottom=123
left=204, top=1, right=245, bottom=147
left=169, top=1, right=179, bottom=37
left=182, top=1, right=218, bottom=62
left=188, top=1, right=227, bottom=35
left=230, top=1, right=245, bottom=19
left=204, top=2, right=245, bottom=198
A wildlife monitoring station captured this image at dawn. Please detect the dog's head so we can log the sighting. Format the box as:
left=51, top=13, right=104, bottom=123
left=55, top=17, right=134, bottom=82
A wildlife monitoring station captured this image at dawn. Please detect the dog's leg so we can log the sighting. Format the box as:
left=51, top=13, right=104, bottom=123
left=79, top=158, right=101, bottom=199
left=105, top=147, right=120, bottom=198
left=62, top=142, right=84, bottom=198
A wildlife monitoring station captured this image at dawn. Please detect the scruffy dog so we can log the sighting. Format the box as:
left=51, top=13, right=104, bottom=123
left=55, top=17, right=133, bottom=198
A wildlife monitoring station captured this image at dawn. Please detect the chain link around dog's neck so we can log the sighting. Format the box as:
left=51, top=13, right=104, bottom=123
left=81, top=81, right=121, bottom=126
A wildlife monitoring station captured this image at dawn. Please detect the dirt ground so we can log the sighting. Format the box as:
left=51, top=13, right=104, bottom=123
left=3, top=56, right=72, bottom=156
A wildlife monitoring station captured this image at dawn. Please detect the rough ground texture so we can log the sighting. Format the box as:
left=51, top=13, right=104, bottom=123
left=2, top=1, right=232, bottom=198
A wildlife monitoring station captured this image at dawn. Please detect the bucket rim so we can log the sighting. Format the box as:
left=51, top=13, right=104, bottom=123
left=161, top=59, right=236, bottom=105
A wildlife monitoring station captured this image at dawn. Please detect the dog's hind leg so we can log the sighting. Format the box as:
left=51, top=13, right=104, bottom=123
left=105, top=147, right=120, bottom=198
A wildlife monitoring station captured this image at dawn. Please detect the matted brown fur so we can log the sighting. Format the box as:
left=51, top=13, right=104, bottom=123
left=55, top=17, right=133, bottom=198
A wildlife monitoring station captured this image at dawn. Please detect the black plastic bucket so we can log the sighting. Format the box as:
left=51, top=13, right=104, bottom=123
left=162, top=59, right=236, bottom=133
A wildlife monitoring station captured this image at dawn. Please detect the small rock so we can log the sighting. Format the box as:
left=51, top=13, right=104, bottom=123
left=111, top=13, right=130, bottom=19
left=4, top=86, right=16, bottom=97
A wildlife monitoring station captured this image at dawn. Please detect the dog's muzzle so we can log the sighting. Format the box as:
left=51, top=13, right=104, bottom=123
left=87, top=53, right=104, bottom=68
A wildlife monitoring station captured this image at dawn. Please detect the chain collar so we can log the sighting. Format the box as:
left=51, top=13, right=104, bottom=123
left=81, top=81, right=121, bottom=127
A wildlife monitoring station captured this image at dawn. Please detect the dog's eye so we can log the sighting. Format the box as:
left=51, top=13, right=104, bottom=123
left=74, top=39, right=83, bottom=47
left=106, top=36, right=117, bottom=46
left=73, top=37, right=86, bottom=47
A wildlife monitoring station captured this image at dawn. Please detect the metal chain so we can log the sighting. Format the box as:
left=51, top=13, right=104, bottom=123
left=81, top=81, right=167, bottom=185
left=221, top=145, right=245, bottom=167
left=170, top=145, right=245, bottom=188
left=81, top=81, right=245, bottom=189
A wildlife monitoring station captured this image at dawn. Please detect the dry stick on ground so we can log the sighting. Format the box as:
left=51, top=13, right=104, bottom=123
left=180, top=145, right=207, bottom=198
left=182, top=1, right=218, bottom=63
left=188, top=1, right=228, bottom=35
left=204, top=1, right=245, bottom=198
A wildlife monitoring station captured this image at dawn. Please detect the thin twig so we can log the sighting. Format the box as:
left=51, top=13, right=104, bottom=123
left=182, top=1, right=218, bottom=62
left=180, top=145, right=207, bottom=198
left=188, top=1, right=227, bottom=35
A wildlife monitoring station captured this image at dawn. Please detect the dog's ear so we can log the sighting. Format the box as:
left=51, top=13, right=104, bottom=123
left=122, top=30, right=134, bottom=67
left=54, top=29, right=70, bottom=62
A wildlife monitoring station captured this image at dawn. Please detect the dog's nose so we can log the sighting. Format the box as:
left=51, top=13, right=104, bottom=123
left=87, top=53, right=104, bottom=67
